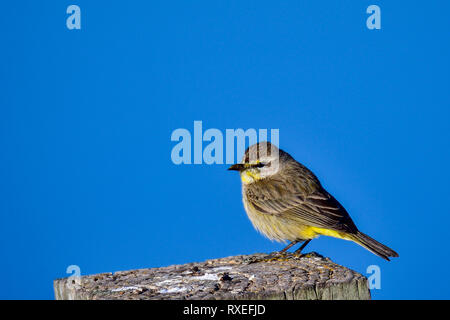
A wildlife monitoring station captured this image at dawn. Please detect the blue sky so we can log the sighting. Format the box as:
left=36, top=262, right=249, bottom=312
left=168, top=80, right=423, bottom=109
left=0, top=1, right=449, bottom=299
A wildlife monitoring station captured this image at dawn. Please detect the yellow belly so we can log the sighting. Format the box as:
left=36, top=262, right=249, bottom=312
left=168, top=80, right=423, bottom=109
left=307, top=226, right=354, bottom=241
left=243, top=200, right=352, bottom=242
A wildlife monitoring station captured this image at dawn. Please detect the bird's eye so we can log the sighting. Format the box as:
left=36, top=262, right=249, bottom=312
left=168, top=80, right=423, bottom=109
left=254, top=162, right=265, bottom=168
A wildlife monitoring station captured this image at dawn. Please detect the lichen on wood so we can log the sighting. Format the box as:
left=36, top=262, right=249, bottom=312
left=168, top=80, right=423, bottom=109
left=54, top=252, right=370, bottom=300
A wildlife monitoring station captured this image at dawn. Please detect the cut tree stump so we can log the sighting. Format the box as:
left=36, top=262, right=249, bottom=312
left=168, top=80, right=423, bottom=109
left=54, top=252, right=370, bottom=300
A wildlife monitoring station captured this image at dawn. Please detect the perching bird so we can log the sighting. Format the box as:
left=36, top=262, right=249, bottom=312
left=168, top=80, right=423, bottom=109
left=228, top=142, right=398, bottom=261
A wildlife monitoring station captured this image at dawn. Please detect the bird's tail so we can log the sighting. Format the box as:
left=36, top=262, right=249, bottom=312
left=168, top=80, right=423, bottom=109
left=350, top=231, right=399, bottom=261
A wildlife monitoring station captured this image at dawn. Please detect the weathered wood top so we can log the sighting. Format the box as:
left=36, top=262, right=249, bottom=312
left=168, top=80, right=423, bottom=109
left=54, top=252, right=370, bottom=300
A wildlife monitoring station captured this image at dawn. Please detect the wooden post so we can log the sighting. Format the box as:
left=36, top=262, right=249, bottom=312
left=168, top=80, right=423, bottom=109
left=54, top=252, right=370, bottom=300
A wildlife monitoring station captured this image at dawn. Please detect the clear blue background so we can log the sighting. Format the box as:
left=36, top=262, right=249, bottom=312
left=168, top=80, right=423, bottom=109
left=1, top=1, right=449, bottom=299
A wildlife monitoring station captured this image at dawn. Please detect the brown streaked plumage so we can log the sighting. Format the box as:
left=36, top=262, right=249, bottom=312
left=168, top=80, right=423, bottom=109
left=229, top=142, right=398, bottom=261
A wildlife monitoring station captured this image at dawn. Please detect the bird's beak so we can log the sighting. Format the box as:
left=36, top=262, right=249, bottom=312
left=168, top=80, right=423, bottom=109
left=228, top=163, right=246, bottom=171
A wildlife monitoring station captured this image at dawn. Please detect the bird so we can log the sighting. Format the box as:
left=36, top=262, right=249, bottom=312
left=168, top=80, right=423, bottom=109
left=228, top=142, right=398, bottom=261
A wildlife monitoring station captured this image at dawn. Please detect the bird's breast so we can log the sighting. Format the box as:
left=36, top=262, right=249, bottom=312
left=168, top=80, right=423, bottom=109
left=242, top=195, right=319, bottom=242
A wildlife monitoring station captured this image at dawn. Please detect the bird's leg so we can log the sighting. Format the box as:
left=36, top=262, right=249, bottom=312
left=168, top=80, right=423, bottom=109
left=294, top=239, right=311, bottom=254
left=279, top=240, right=299, bottom=253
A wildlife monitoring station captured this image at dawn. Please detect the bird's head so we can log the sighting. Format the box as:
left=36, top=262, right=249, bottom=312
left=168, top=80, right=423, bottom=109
left=228, top=142, right=283, bottom=184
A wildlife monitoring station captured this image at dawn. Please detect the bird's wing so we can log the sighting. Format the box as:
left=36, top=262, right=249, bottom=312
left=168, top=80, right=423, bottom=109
left=245, top=179, right=358, bottom=233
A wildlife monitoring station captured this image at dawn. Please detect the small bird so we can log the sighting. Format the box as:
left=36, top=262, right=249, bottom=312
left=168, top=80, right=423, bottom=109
left=228, top=142, right=398, bottom=261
